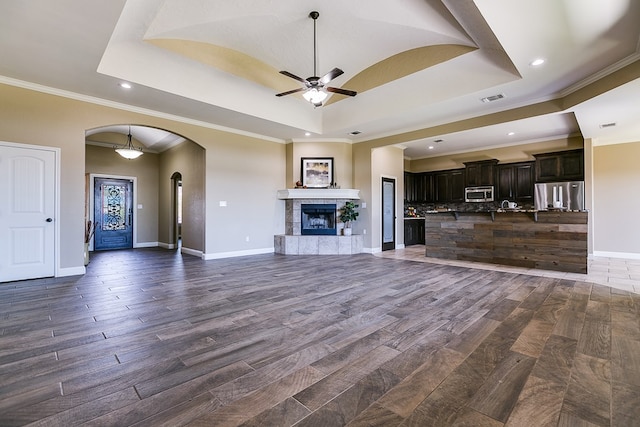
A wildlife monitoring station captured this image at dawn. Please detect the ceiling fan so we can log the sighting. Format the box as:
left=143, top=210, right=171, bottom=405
left=276, top=11, right=357, bottom=107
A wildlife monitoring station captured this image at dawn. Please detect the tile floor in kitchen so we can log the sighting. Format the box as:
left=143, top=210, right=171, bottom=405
left=376, top=245, right=640, bottom=295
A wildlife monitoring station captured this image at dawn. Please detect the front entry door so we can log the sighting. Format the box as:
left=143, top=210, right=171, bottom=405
left=382, top=177, right=396, bottom=251
left=94, top=177, right=133, bottom=250
left=0, top=144, right=56, bottom=282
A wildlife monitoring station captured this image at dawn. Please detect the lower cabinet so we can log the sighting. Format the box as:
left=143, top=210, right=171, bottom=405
left=404, top=219, right=425, bottom=246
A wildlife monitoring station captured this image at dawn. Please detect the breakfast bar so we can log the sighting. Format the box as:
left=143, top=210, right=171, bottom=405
left=424, top=210, right=588, bottom=273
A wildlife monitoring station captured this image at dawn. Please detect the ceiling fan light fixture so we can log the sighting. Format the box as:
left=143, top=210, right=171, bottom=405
left=302, top=88, right=328, bottom=105
left=275, top=11, right=356, bottom=106
left=114, top=126, right=143, bottom=159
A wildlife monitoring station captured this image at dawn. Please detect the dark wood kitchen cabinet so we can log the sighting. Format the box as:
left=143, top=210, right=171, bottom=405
left=404, top=172, right=434, bottom=203
left=534, top=149, right=584, bottom=182
left=464, top=159, right=498, bottom=187
left=435, top=169, right=464, bottom=203
left=404, top=172, right=416, bottom=202
left=496, top=161, right=534, bottom=203
left=404, top=219, right=425, bottom=245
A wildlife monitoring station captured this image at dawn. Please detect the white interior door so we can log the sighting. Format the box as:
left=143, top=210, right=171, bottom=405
left=0, top=144, right=56, bottom=282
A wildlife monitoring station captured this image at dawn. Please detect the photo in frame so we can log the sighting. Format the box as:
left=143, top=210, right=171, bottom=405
left=301, top=157, right=333, bottom=188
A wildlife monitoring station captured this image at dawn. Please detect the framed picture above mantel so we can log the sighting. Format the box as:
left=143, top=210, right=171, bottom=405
left=301, top=157, right=333, bottom=188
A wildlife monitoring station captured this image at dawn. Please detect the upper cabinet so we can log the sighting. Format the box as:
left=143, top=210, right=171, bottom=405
left=404, top=172, right=434, bottom=203
left=464, top=159, right=498, bottom=187
left=496, top=161, right=534, bottom=202
left=435, top=169, right=464, bottom=203
left=534, top=149, right=584, bottom=182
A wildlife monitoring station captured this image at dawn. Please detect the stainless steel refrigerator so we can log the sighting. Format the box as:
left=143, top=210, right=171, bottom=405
left=534, top=181, right=585, bottom=211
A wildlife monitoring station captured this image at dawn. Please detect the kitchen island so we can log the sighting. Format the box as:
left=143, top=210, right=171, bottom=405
left=425, top=210, right=587, bottom=273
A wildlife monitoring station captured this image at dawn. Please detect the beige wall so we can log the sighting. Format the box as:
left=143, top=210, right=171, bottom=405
left=407, top=136, right=584, bottom=172
left=203, top=134, right=286, bottom=256
left=85, top=144, right=160, bottom=246
left=0, top=83, right=288, bottom=273
left=592, top=141, right=640, bottom=256
left=158, top=140, right=206, bottom=252
left=371, top=146, right=405, bottom=250
left=353, top=143, right=373, bottom=249
left=352, top=143, right=405, bottom=252
left=288, top=141, right=353, bottom=188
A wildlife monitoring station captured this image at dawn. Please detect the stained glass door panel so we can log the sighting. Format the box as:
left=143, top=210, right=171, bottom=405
left=93, top=178, right=133, bottom=250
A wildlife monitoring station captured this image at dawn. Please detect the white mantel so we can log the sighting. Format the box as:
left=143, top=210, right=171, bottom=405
left=277, top=188, right=360, bottom=200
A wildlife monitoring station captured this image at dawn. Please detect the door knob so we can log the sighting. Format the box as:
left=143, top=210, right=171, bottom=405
left=46, top=218, right=53, bottom=222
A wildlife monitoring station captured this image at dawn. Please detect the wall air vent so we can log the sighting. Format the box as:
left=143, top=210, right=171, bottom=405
left=599, top=122, right=616, bottom=128
left=480, top=94, right=506, bottom=103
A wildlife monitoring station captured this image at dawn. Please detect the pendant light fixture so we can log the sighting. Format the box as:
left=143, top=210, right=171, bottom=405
left=115, top=126, right=143, bottom=159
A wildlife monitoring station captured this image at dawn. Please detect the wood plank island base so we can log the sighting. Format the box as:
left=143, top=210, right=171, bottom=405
left=425, top=211, right=588, bottom=273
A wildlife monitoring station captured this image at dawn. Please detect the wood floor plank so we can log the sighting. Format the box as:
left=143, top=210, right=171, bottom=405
left=562, top=353, right=611, bottom=426
left=293, top=345, right=399, bottom=411
left=376, top=347, right=465, bottom=418
left=504, top=375, right=565, bottom=427
left=0, top=248, right=637, bottom=426
left=467, top=351, right=536, bottom=422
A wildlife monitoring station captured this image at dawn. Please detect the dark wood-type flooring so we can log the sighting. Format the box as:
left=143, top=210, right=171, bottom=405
left=1, top=248, right=639, bottom=426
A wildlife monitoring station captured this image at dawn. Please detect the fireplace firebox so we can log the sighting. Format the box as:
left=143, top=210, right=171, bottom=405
left=301, top=204, right=336, bottom=235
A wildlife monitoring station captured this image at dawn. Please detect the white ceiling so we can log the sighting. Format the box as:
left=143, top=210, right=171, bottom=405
left=1, top=0, right=639, bottom=158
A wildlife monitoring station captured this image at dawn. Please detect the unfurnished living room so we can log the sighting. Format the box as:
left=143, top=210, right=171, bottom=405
left=1, top=1, right=640, bottom=426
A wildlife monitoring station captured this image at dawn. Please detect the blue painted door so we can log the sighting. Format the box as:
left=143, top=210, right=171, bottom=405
left=94, top=177, right=133, bottom=250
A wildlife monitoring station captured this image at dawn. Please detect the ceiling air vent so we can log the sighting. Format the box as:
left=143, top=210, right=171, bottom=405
left=480, top=94, right=506, bottom=103
left=599, top=122, right=616, bottom=128
left=349, top=130, right=362, bottom=135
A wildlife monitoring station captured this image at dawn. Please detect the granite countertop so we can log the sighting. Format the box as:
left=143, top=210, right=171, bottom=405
left=423, top=209, right=586, bottom=214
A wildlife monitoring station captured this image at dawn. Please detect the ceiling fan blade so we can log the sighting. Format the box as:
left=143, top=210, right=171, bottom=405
left=319, top=68, right=344, bottom=85
left=276, top=87, right=307, bottom=97
left=326, top=87, right=357, bottom=97
left=279, top=71, right=308, bottom=84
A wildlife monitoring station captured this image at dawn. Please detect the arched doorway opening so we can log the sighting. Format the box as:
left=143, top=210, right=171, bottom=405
left=85, top=124, right=205, bottom=255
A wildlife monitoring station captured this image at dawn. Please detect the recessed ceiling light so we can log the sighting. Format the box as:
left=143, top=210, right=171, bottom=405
left=119, top=82, right=132, bottom=89
left=428, top=146, right=434, bottom=150
left=507, top=132, right=515, bottom=136
left=349, top=130, right=362, bottom=136
left=530, top=58, right=545, bottom=66
left=305, top=132, right=311, bottom=136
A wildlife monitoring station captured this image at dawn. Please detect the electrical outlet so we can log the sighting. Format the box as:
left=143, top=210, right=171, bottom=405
left=363, top=229, right=367, bottom=235
left=245, top=236, right=250, bottom=242
left=219, top=201, right=227, bottom=207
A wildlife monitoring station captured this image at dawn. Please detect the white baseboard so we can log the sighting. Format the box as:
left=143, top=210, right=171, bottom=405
left=181, top=247, right=203, bottom=258
left=396, top=244, right=406, bottom=249
left=57, top=266, right=86, bottom=277
left=592, top=251, right=640, bottom=260
left=362, top=247, right=382, bottom=254
left=203, top=247, right=274, bottom=260
left=134, top=241, right=159, bottom=248
left=158, top=242, right=176, bottom=250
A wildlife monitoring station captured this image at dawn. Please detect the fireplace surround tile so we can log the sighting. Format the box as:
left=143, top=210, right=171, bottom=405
left=274, top=235, right=362, bottom=255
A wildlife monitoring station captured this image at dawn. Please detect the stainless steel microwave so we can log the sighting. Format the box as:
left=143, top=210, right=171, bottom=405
left=465, top=186, right=494, bottom=202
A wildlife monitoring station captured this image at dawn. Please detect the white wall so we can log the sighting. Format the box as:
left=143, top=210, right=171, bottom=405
left=592, top=141, right=640, bottom=258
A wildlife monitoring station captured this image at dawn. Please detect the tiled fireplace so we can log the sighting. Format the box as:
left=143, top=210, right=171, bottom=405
left=274, top=189, right=363, bottom=255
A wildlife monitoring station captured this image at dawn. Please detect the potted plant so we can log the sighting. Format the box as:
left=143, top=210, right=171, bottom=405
left=339, top=201, right=359, bottom=236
